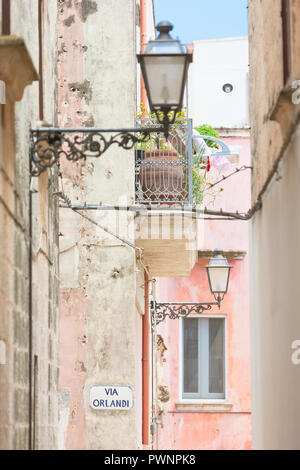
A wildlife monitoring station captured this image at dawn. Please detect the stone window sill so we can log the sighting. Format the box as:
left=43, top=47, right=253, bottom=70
left=174, top=401, right=233, bottom=413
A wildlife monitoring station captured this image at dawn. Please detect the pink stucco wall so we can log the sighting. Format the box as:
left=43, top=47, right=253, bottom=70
left=155, top=136, right=252, bottom=450
left=59, top=290, right=87, bottom=450
left=199, top=137, right=251, bottom=251
left=57, top=3, right=87, bottom=450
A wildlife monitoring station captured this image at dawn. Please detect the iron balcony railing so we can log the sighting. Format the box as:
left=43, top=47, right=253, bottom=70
left=135, top=118, right=193, bottom=206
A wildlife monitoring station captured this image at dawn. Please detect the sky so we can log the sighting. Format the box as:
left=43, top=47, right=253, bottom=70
left=153, top=0, right=248, bottom=44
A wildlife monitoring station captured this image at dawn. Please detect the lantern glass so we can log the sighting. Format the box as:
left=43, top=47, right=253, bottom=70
left=142, top=55, right=187, bottom=109
left=206, top=250, right=231, bottom=295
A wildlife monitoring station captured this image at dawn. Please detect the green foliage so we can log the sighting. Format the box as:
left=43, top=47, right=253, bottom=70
left=136, top=103, right=187, bottom=122
left=135, top=103, right=188, bottom=151
left=191, top=123, right=221, bottom=204
left=194, top=124, right=220, bottom=149
left=192, top=168, right=206, bottom=205
left=191, top=148, right=207, bottom=205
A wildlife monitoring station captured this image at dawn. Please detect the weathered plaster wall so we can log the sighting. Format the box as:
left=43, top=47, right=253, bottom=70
left=0, top=0, right=59, bottom=450
left=248, top=0, right=300, bottom=200
left=250, top=128, right=300, bottom=449
left=57, top=0, right=141, bottom=450
left=154, top=136, right=252, bottom=448
left=248, top=0, right=300, bottom=449
left=155, top=256, right=252, bottom=450
left=154, top=31, right=252, bottom=449
left=0, top=102, right=16, bottom=449
left=199, top=136, right=251, bottom=252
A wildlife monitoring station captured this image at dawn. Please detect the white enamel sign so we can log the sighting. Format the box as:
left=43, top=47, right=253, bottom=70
left=90, top=385, right=133, bottom=410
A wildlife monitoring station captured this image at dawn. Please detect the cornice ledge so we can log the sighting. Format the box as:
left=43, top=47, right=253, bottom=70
left=269, top=85, right=300, bottom=143
left=198, top=250, right=247, bottom=260
left=0, top=35, right=39, bottom=102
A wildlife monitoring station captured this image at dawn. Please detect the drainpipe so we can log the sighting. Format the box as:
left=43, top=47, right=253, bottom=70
left=28, top=146, right=33, bottom=449
left=141, top=0, right=149, bottom=443
left=142, top=268, right=150, bottom=445
left=140, top=0, right=147, bottom=108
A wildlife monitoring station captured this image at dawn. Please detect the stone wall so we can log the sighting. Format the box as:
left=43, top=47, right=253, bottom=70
left=57, top=0, right=141, bottom=450
left=249, top=0, right=300, bottom=449
left=248, top=0, right=300, bottom=200
left=0, top=0, right=59, bottom=450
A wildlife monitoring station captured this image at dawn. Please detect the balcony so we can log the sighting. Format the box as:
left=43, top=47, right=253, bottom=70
left=135, top=118, right=193, bottom=206
left=29, top=119, right=208, bottom=277
left=134, top=118, right=198, bottom=277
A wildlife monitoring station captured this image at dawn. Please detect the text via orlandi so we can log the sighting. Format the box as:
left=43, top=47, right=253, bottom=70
left=90, top=385, right=134, bottom=410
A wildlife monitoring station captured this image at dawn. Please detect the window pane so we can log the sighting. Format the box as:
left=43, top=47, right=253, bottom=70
left=144, top=56, right=186, bottom=107
left=209, top=319, right=225, bottom=394
left=183, top=319, right=198, bottom=394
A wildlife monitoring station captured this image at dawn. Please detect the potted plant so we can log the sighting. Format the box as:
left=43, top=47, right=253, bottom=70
left=135, top=107, right=222, bottom=206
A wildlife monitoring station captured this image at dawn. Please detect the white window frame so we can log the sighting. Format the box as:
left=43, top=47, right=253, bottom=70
left=179, top=314, right=228, bottom=403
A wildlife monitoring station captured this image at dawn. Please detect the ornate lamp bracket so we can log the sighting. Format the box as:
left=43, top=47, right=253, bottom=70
left=29, top=126, right=165, bottom=177
left=151, top=300, right=220, bottom=326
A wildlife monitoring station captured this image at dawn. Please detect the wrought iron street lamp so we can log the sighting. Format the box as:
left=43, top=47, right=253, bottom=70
left=30, top=21, right=192, bottom=176
left=151, top=250, right=232, bottom=325
left=137, top=21, right=193, bottom=135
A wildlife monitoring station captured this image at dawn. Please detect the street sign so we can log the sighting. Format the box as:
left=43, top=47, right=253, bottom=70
left=90, top=385, right=133, bottom=410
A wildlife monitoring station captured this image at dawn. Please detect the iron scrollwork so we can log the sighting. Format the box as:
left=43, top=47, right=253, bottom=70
left=151, top=300, right=219, bottom=326
left=30, top=127, right=163, bottom=176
